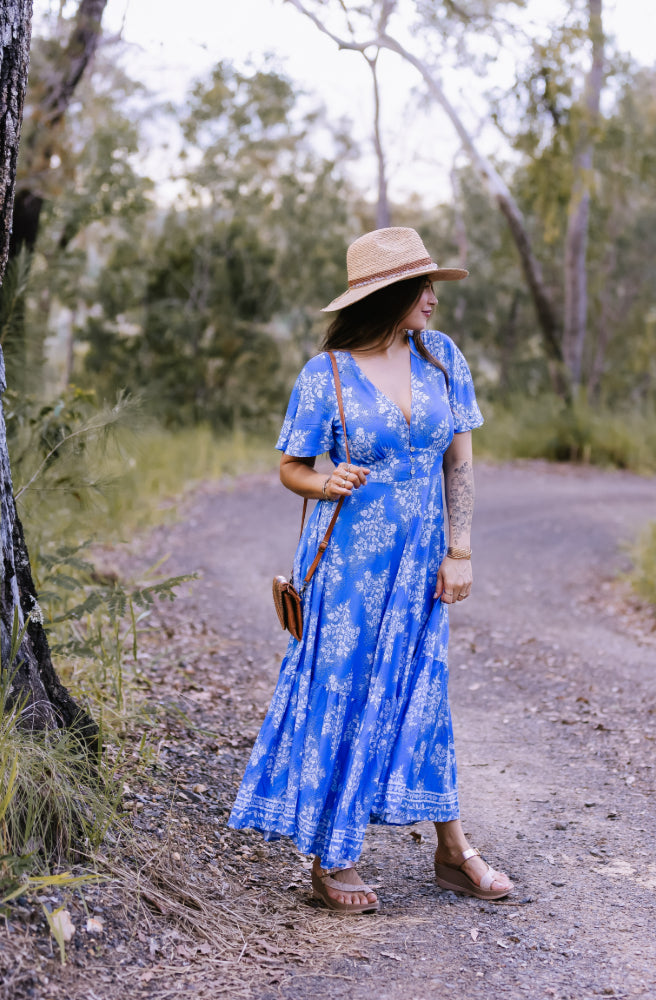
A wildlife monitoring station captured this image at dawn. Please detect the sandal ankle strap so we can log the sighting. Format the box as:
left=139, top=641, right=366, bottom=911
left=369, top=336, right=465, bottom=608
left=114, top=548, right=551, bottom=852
left=318, top=861, right=355, bottom=877
left=461, top=848, right=481, bottom=863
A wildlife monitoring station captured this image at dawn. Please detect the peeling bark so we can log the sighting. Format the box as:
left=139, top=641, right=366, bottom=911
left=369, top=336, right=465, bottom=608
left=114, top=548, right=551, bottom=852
left=0, top=0, right=33, bottom=278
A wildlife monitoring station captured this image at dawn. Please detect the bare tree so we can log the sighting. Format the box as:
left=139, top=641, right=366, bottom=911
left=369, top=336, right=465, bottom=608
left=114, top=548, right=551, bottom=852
left=562, top=0, right=604, bottom=391
left=0, top=0, right=97, bottom=741
left=286, top=0, right=573, bottom=394
left=366, top=51, right=391, bottom=229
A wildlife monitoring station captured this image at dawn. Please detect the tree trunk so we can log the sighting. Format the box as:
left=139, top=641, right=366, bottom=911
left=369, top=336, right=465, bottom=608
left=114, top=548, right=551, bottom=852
left=499, top=290, right=520, bottom=394
left=0, top=0, right=33, bottom=278
left=586, top=241, right=616, bottom=402
left=562, top=0, right=604, bottom=391
left=0, top=0, right=97, bottom=743
left=449, top=166, right=467, bottom=326
left=367, top=53, right=391, bottom=229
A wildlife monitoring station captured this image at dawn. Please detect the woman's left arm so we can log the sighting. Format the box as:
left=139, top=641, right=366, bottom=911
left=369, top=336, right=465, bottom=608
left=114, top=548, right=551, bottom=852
left=434, top=431, right=474, bottom=604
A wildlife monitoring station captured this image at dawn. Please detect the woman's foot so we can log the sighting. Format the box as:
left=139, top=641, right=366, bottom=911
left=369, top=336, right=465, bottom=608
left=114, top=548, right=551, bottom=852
left=435, top=845, right=513, bottom=898
left=311, top=857, right=379, bottom=911
left=433, top=819, right=513, bottom=899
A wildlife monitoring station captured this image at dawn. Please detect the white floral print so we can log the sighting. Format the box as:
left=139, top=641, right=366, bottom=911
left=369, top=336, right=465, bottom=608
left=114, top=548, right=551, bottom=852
left=228, top=331, right=483, bottom=867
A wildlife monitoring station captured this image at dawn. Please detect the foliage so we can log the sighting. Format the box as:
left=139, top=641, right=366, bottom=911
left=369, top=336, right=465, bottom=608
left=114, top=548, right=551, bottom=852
left=82, top=214, right=289, bottom=430
left=629, top=522, right=656, bottom=607
left=8, top=22, right=154, bottom=398
left=475, top=393, right=656, bottom=473
left=36, top=542, right=193, bottom=733
left=7, top=391, right=275, bottom=728
left=12, top=15, right=654, bottom=429
left=489, top=27, right=656, bottom=404
left=6, top=387, right=139, bottom=510
left=9, top=389, right=277, bottom=544
left=71, top=59, right=358, bottom=431
left=0, top=249, right=31, bottom=351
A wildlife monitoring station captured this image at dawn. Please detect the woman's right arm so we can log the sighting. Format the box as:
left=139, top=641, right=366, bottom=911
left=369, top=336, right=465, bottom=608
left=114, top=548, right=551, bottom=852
left=280, top=454, right=369, bottom=502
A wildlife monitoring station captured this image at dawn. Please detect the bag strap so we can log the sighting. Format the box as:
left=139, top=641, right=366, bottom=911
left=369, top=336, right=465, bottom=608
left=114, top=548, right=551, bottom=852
left=297, top=350, right=349, bottom=590
left=330, top=350, right=351, bottom=465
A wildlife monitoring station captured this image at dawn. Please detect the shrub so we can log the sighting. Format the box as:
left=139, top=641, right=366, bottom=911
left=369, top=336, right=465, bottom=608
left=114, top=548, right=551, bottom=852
left=476, top=394, right=656, bottom=474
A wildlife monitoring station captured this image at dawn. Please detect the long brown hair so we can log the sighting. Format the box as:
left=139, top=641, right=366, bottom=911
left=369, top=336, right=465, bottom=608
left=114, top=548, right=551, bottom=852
left=321, top=276, right=449, bottom=386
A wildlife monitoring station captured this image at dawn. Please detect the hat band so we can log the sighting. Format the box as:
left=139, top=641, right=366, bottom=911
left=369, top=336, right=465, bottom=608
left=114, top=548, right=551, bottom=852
left=348, top=257, right=434, bottom=290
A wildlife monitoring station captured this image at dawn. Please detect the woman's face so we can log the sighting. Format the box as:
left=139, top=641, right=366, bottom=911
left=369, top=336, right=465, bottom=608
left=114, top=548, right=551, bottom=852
left=399, top=280, right=438, bottom=331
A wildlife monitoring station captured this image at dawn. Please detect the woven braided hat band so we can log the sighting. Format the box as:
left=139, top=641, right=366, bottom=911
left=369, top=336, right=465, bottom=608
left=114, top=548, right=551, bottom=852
left=322, top=227, right=468, bottom=312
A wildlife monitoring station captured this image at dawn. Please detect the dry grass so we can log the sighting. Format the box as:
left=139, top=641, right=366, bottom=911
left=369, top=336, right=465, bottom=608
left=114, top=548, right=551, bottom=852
left=96, top=834, right=404, bottom=999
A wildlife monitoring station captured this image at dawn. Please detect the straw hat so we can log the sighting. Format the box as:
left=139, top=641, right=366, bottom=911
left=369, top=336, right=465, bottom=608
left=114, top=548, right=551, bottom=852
left=322, top=227, right=468, bottom=312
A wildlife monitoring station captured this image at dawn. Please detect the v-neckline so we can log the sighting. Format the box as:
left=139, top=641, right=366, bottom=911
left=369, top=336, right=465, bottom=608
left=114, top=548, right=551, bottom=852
left=347, top=346, right=413, bottom=428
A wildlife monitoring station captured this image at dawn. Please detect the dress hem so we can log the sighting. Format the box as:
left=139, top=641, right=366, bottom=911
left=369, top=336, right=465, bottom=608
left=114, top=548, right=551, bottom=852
left=227, top=798, right=460, bottom=866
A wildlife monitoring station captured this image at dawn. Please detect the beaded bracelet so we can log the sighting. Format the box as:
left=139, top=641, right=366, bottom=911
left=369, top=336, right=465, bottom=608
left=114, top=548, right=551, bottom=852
left=447, top=546, right=472, bottom=560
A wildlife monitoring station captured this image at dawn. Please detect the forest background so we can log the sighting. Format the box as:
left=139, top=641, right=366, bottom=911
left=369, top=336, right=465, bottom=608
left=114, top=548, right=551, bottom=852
left=5, top=0, right=656, bottom=707
left=5, top=0, right=655, bottom=577
left=8, top=0, right=656, bottom=463
left=1, top=0, right=656, bottom=922
left=3, top=0, right=656, bottom=661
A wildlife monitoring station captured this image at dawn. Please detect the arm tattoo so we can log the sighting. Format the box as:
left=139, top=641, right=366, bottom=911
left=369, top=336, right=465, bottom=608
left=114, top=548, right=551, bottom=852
left=444, top=459, right=474, bottom=547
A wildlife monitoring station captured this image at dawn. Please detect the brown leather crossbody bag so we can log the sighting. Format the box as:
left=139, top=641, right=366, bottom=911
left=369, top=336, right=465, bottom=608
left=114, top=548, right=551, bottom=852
left=272, top=351, right=350, bottom=642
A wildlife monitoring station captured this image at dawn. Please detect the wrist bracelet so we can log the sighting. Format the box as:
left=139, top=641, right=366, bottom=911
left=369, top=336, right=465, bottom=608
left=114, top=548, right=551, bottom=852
left=447, top=546, right=472, bottom=560
left=322, top=476, right=331, bottom=499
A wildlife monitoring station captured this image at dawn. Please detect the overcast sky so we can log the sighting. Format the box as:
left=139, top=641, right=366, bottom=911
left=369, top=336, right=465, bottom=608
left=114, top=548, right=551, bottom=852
left=33, top=0, right=656, bottom=203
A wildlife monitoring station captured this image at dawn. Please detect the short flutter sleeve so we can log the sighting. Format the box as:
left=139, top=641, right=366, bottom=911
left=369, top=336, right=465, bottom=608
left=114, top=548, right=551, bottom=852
left=276, top=353, right=337, bottom=457
left=421, top=330, right=484, bottom=433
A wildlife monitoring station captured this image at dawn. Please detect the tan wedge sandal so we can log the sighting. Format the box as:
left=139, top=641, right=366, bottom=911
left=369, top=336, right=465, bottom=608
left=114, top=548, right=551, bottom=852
left=311, top=863, right=380, bottom=914
left=435, top=847, right=513, bottom=900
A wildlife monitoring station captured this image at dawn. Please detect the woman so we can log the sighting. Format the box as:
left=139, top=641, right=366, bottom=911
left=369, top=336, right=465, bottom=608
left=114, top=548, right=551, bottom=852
left=229, top=227, right=513, bottom=913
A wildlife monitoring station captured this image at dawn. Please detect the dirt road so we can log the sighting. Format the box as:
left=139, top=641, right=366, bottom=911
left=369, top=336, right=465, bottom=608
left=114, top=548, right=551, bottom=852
left=12, top=461, right=656, bottom=1000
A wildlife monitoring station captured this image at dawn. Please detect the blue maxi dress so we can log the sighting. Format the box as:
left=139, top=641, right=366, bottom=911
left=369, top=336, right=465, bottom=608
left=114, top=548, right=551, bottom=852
left=228, top=330, right=484, bottom=868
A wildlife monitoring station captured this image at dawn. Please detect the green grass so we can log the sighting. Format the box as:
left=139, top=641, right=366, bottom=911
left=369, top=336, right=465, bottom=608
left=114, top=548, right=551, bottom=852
left=16, top=421, right=278, bottom=546
left=100, top=424, right=278, bottom=537
left=0, top=686, right=117, bottom=903
left=475, top=394, right=656, bottom=474
left=629, top=522, right=656, bottom=607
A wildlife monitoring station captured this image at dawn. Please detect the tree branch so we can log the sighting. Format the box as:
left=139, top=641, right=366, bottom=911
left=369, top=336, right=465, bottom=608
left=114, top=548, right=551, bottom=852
left=285, top=0, right=377, bottom=52
left=10, top=0, right=108, bottom=256
left=40, top=0, right=108, bottom=128
left=287, top=0, right=569, bottom=386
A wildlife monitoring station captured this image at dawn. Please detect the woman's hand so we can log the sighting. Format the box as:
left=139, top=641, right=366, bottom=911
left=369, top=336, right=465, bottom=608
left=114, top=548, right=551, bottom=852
left=279, top=455, right=370, bottom=500
left=323, top=462, right=370, bottom=501
left=434, top=555, right=472, bottom=603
